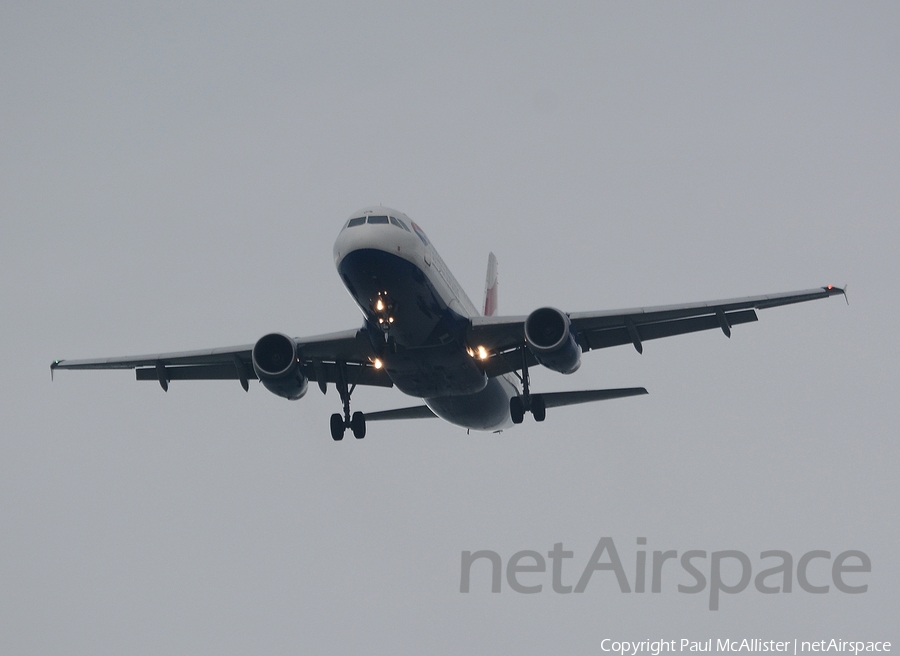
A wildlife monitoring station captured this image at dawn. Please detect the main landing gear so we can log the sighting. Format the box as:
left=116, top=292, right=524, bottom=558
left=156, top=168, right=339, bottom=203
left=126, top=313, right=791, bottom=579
left=510, top=394, right=545, bottom=424
left=330, top=411, right=365, bottom=441
left=510, top=346, right=546, bottom=424
left=329, top=362, right=367, bottom=441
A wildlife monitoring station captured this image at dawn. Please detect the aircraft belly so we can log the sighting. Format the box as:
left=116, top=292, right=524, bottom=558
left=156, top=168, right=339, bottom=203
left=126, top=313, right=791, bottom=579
left=383, top=344, right=488, bottom=398
left=425, top=377, right=514, bottom=431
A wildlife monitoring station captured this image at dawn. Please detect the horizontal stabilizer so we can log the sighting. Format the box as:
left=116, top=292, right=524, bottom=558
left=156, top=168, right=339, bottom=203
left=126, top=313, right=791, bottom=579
left=541, top=387, right=648, bottom=409
left=365, top=405, right=437, bottom=421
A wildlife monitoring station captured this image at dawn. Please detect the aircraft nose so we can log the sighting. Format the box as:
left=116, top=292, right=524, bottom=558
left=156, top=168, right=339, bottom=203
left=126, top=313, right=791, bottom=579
left=333, top=218, right=371, bottom=266
left=333, top=208, right=418, bottom=270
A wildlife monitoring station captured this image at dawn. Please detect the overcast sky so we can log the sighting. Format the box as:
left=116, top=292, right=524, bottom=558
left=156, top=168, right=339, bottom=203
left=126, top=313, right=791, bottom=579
left=2, top=2, right=898, bottom=654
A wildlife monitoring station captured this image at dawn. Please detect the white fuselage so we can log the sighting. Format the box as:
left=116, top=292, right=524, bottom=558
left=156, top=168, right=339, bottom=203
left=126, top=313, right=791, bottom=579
left=332, top=207, right=517, bottom=430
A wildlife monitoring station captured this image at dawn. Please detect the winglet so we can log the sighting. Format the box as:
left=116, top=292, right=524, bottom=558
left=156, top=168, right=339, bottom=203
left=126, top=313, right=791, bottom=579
left=825, top=284, right=848, bottom=305
left=50, top=360, right=59, bottom=381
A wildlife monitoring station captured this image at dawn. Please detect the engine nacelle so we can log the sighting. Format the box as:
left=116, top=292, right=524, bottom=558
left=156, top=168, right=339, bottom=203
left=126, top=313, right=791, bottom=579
left=524, top=307, right=581, bottom=374
left=252, top=333, right=308, bottom=400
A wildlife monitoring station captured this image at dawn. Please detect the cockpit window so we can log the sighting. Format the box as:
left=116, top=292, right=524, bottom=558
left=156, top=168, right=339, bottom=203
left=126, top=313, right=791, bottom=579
left=346, top=214, right=411, bottom=230
left=390, top=216, right=411, bottom=231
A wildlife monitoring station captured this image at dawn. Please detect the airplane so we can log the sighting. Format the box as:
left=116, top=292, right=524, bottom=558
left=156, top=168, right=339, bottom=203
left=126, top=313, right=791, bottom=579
left=51, top=206, right=847, bottom=441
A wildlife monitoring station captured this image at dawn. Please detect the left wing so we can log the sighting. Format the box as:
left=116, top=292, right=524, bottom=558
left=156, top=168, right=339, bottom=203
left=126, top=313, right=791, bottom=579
left=468, top=285, right=846, bottom=378
left=51, top=328, right=391, bottom=391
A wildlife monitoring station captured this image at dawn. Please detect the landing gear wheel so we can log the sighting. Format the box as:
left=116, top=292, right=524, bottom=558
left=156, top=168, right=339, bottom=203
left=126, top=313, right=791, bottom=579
left=510, top=397, right=525, bottom=424
left=351, top=411, right=366, bottom=439
left=531, top=394, right=546, bottom=422
left=330, top=413, right=345, bottom=441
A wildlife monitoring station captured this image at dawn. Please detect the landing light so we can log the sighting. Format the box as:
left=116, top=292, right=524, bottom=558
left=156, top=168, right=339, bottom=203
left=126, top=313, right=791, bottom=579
left=477, top=345, right=488, bottom=360
left=375, top=299, right=384, bottom=311
left=373, top=358, right=383, bottom=369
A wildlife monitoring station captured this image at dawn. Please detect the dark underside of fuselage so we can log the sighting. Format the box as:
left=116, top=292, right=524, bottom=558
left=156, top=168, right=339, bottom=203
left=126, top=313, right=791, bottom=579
left=338, top=249, right=488, bottom=398
left=425, top=378, right=512, bottom=430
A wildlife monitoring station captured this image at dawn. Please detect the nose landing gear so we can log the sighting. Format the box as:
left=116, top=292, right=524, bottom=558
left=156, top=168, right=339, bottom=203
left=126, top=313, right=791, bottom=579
left=372, top=291, right=395, bottom=333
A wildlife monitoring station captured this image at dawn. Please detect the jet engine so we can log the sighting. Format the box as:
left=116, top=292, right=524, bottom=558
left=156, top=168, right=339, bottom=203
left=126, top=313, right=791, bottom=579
left=524, top=307, right=581, bottom=374
left=252, top=333, right=309, bottom=400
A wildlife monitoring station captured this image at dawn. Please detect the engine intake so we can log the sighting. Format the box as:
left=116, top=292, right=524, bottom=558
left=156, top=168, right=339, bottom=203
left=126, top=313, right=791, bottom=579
left=524, top=307, right=581, bottom=374
left=252, top=333, right=308, bottom=400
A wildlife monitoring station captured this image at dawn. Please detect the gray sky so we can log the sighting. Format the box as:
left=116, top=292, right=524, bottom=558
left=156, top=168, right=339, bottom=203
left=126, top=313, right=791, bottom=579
left=2, top=2, right=898, bottom=653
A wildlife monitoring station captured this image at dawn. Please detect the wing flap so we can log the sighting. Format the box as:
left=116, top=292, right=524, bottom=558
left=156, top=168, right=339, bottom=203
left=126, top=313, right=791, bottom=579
left=136, top=364, right=255, bottom=381
left=309, top=361, right=393, bottom=388
left=481, top=348, right=538, bottom=378
left=580, top=309, right=757, bottom=350
left=133, top=360, right=393, bottom=387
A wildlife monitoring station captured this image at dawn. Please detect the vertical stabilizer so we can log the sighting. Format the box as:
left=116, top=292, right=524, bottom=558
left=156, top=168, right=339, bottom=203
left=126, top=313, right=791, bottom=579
left=483, top=252, right=498, bottom=316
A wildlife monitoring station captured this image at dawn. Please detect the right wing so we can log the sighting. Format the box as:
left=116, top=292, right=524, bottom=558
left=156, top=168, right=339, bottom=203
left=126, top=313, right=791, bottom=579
left=468, top=285, right=847, bottom=378
left=51, top=328, right=392, bottom=391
